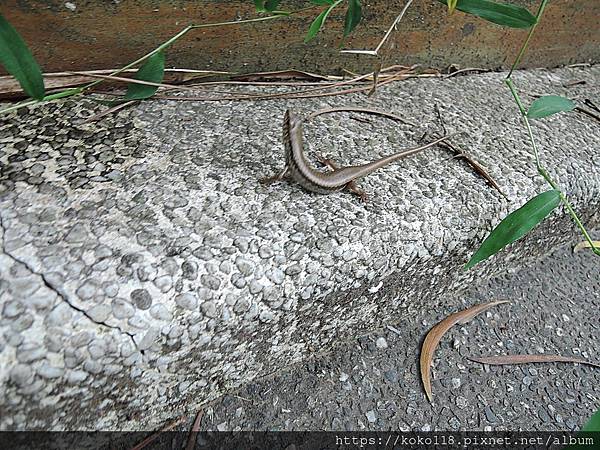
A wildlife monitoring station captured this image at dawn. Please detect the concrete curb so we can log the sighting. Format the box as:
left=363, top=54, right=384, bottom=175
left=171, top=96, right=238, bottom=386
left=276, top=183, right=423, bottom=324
left=0, top=65, right=599, bottom=429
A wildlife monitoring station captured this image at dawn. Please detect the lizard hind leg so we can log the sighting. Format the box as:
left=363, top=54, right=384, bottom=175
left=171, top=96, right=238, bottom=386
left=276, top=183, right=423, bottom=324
left=259, top=167, right=290, bottom=185
left=350, top=184, right=369, bottom=203
left=314, top=153, right=369, bottom=203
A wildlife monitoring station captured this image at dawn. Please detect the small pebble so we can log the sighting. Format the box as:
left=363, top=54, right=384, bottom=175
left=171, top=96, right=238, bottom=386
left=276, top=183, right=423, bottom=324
left=375, top=337, right=388, bottom=349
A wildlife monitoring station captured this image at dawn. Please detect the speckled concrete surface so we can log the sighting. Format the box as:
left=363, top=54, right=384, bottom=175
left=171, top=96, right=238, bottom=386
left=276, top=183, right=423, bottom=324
left=0, top=66, right=599, bottom=430
left=195, top=239, right=600, bottom=431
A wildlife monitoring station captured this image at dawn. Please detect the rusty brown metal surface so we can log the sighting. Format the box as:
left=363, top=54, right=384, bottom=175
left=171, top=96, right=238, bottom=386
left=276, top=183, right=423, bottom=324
left=1, top=1, right=599, bottom=76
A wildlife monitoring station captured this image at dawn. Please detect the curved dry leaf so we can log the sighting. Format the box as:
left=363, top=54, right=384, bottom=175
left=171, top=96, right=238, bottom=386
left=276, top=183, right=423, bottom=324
left=420, top=300, right=509, bottom=403
left=573, top=240, right=600, bottom=253
left=230, top=69, right=331, bottom=82
left=469, top=354, right=600, bottom=369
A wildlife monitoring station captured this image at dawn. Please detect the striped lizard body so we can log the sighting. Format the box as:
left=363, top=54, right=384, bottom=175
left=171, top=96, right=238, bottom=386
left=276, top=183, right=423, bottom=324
left=261, top=109, right=454, bottom=201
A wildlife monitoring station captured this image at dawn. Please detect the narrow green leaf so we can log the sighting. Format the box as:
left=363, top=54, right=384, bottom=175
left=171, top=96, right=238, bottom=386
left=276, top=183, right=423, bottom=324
left=304, top=2, right=340, bottom=43
left=437, top=0, right=537, bottom=28
left=122, top=51, right=165, bottom=102
left=447, top=0, right=459, bottom=14
left=310, top=0, right=334, bottom=4
left=343, top=0, right=362, bottom=36
left=527, top=95, right=576, bottom=119
left=0, top=13, right=45, bottom=99
left=264, top=0, right=281, bottom=11
left=305, top=10, right=328, bottom=42
left=465, top=190, right=561, bottom=269
left=565, top=408, right=600, bottom=449
left=581, top=409, right=600, bottom=432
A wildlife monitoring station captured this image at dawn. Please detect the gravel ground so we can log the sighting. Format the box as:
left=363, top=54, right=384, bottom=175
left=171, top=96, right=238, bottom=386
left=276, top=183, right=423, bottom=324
left=190, top=237, right=600, bottom=432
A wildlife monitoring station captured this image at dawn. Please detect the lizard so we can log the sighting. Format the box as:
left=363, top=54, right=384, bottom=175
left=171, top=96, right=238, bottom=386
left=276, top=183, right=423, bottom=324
left=260, top=109, right=456, bottom=202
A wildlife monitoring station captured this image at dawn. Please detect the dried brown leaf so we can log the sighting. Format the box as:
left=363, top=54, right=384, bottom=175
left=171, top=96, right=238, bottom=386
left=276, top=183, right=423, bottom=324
left=230, top=69, right=331, bottom=82
left=573, top=240, right=600, bottom=253
left=420, top=300, right=509, bottom=403
left=469, top=354, right=600, bottom=369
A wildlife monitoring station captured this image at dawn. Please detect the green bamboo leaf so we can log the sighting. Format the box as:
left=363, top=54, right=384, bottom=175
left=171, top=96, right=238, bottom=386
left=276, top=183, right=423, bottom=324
left=122, top=51, right=165, bottom=102
left=264, top=0, right=281, bottom=11
left=0, top=13, right=45, bottom=99
left=305, top=10, right=328, bottom=42
left=343, top=0, right=362, bottom=37
left=447, top=0, right=459, bottom=14
left=565, top=408, right=600, bottom=449
left=581, top=409, right=600, bottom=432
left=304, top=1, right=340, bottom=43
left=465, top=190, right=561, bottom=269
left=527, top=95, right=576, bottom=119
left=310, top=0, right=334, bottom=4
left=437, top=0, right=537, bottom=28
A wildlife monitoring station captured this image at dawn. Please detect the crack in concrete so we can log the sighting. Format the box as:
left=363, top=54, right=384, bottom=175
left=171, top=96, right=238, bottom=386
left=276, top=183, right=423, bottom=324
left=0, top=214, right=139, bottom=350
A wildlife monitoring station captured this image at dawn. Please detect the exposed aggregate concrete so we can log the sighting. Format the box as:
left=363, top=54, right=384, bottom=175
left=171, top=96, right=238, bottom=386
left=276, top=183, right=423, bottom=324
left=0, top=66, right=598, bottom=430
left=198, top=240, right=600, bottom=432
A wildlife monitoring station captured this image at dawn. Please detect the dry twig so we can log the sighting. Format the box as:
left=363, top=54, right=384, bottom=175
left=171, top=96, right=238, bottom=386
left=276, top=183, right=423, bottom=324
left=576, top=107, right=600, bottom=123
left=230, top=69, right=331, bottom=82
left=153, top=69, right=416, bottom=102
left=444, top=67, right=490, bottom=78
left=185, top=410, right=205, bottom=450
left=0, top=68, right=231, bottom=99
left=130, top=415, right=187, bottom=450
left=340, top=0, right=416, bottom=95
left=65, top=71, right=196, bottom=91
left=340, top=0, right=416, bottom=57
left=469, top=354, right=600, bottom=369
left=434, top=104, right=507, bottom=198
left=83, top=100, right=137, bottom=123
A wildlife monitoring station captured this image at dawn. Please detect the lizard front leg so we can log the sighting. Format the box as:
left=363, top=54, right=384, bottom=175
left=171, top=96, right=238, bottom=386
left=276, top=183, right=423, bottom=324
left=314, top=154, right=369, bottom=202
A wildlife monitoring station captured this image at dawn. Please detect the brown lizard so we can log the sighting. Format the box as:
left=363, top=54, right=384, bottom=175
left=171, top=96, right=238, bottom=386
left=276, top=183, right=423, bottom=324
left=260, top=109, right=455, bottom=201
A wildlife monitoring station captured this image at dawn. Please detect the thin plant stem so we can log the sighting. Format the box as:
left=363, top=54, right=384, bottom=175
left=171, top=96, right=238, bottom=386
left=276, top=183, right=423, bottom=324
left=374, top=0, right=415, bottom=55
left=83, top=25, right=196, bottom=91
left=505, top=0, right=599, bottom=255
left=507, top=0, right=548, bottom=78
left=82, top=14, right=297, bottom=91
left=0, top=98, right=38, bottom=114
left=0, top=9, right=311, bottom=115
left=340, top=0, right=415, bottom=56
left=0, top=87, right=84, bottom=114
